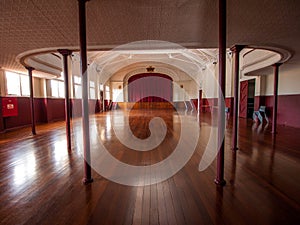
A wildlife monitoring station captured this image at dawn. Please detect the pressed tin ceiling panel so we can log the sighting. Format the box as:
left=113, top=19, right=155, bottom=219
left=0, top=0, right=299, bottom=75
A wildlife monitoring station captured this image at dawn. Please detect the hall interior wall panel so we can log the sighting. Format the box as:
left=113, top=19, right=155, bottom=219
left=34, top=98, right=48, bottom=123
left=254, top=96, right=265, bottom=111
left=46, top=98, right=65, bottom=122
left=201, top=97, right=243, bottom=117
left=0, top=97, right=4, bottom=131
left=263, top=68, right=300, bottom=96
left=71, top=99, right=82, bottom=118
left=262, top=94, right=300, bottom=128
left=174, top=101, right=186, bottom=109
left=201, top=98, right=218, bottom=113
left=1, top=97, right=49, bottom=130
left=117, top=102, right=175, bottom=110
left=89, top=99, right=100, bottom=114
left=190, top=99, right=198, bottom=110
left=225, top=97, right=234, bottom=116
left=3, top=97, right=31, bottom=129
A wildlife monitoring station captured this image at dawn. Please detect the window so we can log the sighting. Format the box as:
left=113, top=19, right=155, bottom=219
left=20, top=75, right=30, bottom=96
left=89, top=81, right=95, bottom=99
left=74, top=76, right=82, bottom=98
left=6, top=71, right=20, bottom=95
left=50, top=80, right=64, bottom=98
left=5, top=71, right=30, bottom=96
left=113, top=87, right=123, bottom=102
left=105, top=85, right=110, bottom=100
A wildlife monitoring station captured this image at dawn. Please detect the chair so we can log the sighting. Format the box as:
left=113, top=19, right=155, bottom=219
left=253, top=106, right=269, bottom=123
left=225, top=107, right=230, bottom=119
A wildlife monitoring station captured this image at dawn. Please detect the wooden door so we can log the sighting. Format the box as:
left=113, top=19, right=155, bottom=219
left=239, top=80, right=248, bottom=118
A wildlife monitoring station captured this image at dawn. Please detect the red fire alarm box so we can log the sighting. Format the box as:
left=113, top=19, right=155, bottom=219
left=2, top=97, right=18, bottom=117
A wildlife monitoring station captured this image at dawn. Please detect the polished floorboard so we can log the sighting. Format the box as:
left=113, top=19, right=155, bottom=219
left=0, top=109, right=300, bottom=225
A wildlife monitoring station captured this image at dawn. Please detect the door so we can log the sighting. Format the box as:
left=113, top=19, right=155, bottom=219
left=239, top=80, right=248, bottom=118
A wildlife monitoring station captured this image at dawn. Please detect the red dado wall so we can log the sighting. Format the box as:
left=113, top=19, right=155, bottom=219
left=0, top=97, right=101, bottom=132
left=1, top=95, right=300, bottom=131
left=3, top=97, right=32, bottom=129
left=263, top=95, right=300, bottom=128
left=199, top=98, right=233, bottom=115
left=0, top=97, right=4, bottom=131
left=46, top=98, right=65, bottom=122
left=202, top=95, right=300, bottom=128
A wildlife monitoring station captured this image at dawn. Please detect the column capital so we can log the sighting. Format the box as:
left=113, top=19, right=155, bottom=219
left=57, top=49, right=73, bottom=56
left=273, top=63, right=283, bottom=67
left=25, top=66, right=34, bottom=71
left=230, top=45, right=246, bottom=53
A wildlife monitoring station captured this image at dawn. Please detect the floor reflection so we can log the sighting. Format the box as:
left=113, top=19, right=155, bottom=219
left=13, top=152, right=36, bottom=186
left=53, top=140, right=68, bottom=163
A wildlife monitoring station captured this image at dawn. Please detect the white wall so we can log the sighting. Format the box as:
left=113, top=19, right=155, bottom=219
left=173, top=80, right=198, bottom=101
left=263, top=65, right=300, bottom=96
left=0, top=69, right=6, bottom=96
left=111, top=81, right=124, bottom=102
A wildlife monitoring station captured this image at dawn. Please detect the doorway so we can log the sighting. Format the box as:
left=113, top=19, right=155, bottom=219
left=239, top=79, right=255, bottom=118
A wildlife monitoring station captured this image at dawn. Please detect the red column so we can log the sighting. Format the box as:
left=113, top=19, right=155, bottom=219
left=25, top=66, right=36, bottom=135
left=272, top=63, right=282, bottom=134
left=230, top=45, right=245, bottom=150
left=78, top=0, right=93, bottom=184
left=215, top=0, right=226, bottom=186
left=58, top=49, right=72, bottom=151
left=198, top=89, right=202, bottom=114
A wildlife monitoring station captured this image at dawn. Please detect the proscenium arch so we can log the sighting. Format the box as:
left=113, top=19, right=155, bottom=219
left=107, top=61, right=200, bottom=103
left=127, top=73, right=173, bottom=102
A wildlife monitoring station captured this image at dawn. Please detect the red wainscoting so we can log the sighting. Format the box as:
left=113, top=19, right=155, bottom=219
left=71, top=99, right=82, bottom=118
left=200, top=98, right=233, bottom=116
left=225, top=97, right=234, bottom=117
left=1, top=95, right=299, bottom=130
left=89, top=99, right=100, bottom=114
left=3, top=97, right=31, bottom=130
left=0, top=97, right=4, bottom=131
left=262, top=94, right=300, bottom=128
left=202, top=95, right=300, bottom=128
left=0, top=97, right=101, bottom=132
left=34, top=98, right=48, bottom=123
left=254, top=96, right=265, bottom=111
left=71, top=99, right=100, bottom=117
left=191, top=99, right=198, bottom=110
left=46, top=98, right=65, bottom=122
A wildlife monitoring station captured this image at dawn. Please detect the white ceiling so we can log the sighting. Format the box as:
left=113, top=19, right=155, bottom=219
left=0, top=0, right=299, bottom=76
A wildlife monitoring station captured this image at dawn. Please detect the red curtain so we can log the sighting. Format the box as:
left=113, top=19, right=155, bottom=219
left=128, top=73, right=173, bottom=102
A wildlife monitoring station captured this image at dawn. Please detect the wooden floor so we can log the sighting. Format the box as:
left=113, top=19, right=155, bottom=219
left=0, top=109, right=300, bottom=225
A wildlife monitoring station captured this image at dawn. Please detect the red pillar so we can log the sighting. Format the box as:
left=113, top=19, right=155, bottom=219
left=272, top=63, right=282, bottom=134
left=25, top=66, right=36, bottom=135
left=198, top=89, right=202, bottom=114
left=58, top=49, right=72, bottom=151
left=215, top=0, right=226, bottom=186
left=230, top=45, right=245, bottom=150
left=78, top=0, right=93, bottom=184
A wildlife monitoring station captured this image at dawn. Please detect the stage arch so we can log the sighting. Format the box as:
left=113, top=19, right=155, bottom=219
left=128, top=73, right=173, bottom=102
